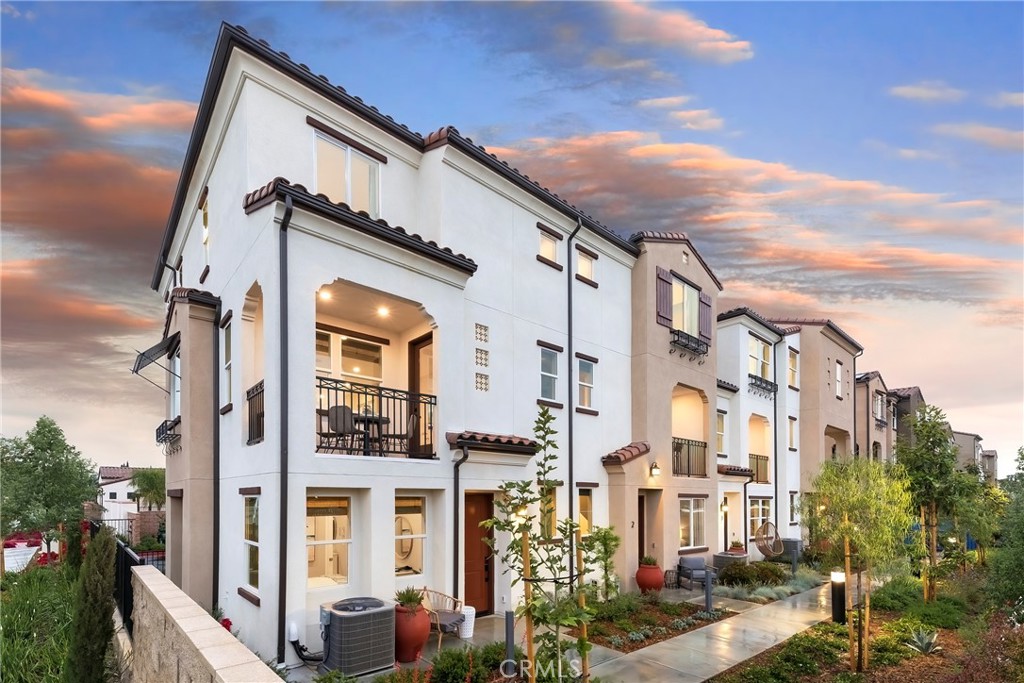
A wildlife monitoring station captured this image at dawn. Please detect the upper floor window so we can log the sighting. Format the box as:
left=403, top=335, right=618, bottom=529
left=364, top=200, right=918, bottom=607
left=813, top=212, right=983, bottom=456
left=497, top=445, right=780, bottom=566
left=170, top=352, right=181, bottom=418
left=223, top=323, right=232, bottom=404
left=538, top=231, right=560, bottom=269
left=315, top=133, right=379, bottom=218
left=873, top=393, right=884, bottom=420
left=788, top=417, right=797, bottom=449
left=578, top=359, right=594, bottom=408
left=540, top=348, right=558, bottom=401
left=577, top=251, right=594, bottom=281
left=748, top=336, right=770, bottom=379
left=835, top=361, right=843, bottom=399
left=672, top=278, right=700, bottom=336
left=787, top=349, right=798, bottom=387
left=716, top=411, right=726, bottom=455
left=541, top=486, right=557, bottom=538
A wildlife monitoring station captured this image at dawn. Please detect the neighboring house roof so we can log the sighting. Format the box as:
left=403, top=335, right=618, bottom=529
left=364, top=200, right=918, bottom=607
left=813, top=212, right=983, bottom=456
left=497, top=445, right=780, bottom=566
left=152, top=23, right=638, bottom=290
left=99, top=466, right=135, bottom=482
left=100, top=477, right=134, bottom=487
left=717, top=307, right=786, bottom=337
left=855, top=370, right=889, bottom=393
left=717, top=379, right=739, bottom=393
left=446, top=431, right=538, bottom=455
left=243, top=178, right=478, bottom=275
left=891, top=386, right=924, bottom=402
left=767, top=317, right=863, bottom=352
left=629, top=231, right=723, bottom=291
left=601, top=441, right=651, bottom=467
left=952, top=430, right=983, bottom=441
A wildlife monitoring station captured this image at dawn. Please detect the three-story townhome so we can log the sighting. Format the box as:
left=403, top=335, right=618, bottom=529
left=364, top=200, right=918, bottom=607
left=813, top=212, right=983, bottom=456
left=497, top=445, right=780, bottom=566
left=854, top=371, right=897, bottom=462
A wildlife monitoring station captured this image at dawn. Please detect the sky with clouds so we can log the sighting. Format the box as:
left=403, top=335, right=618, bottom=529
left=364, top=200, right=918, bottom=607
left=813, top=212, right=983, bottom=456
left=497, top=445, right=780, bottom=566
left=2, top=2, right=1021, bottom=475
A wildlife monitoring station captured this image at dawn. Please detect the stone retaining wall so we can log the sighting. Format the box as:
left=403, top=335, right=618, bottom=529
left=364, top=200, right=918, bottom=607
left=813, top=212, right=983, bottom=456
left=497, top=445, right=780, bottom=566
left=130, top=565, right=280, bottom=682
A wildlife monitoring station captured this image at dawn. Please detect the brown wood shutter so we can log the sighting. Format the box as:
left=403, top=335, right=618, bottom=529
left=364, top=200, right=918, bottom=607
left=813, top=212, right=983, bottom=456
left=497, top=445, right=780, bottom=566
left=656, top=267, right=672, bottom=327
left=699, top=291, right=712, bottom=345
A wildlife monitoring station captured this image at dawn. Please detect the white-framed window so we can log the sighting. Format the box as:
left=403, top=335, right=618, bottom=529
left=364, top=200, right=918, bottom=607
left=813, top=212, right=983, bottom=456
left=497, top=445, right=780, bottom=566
left=716, top=411, right=726, bottom=455
left=679, top=498, right=706, bottom=549
left=541, top=486, right=557, bottom=538
left=395, top=496, right=426, bottom=577
left=539, top=231, right=558, bottom=263
left=306, top=496, right=351, bottom=587
left=540, top=348, right=558, bottom=400
left=316, top=330, right=383, bottom=385
left=243, top=496, right=259, bottom=590
left=315, top=133, right=379, bottom=218
left=748, top=336, right=770, bottom=379
left=315, top=331, right=332, bottom=374
left=788, top=349, right=798, bottom=387
left=579, top=489, right=592, bottom=537
left=577, top=251, right=595, bottom=281
left=788, top=492, right=798, bottom=524
left=892, top=411, right=898, bottom=431
left=749, top=498, right=771, bottom=537
left=170, top=352, right=181, bottom=418
left=671, top=277, right=700, bottom=335
left=873, top=393, right=884, bottom=419
left=223, top=323, right=232, bottom=404
left=578, top=359, right=594, bottom=408
left=788, top=417, right=797, bottom=449
left=835, top=361, right=843, bottom=399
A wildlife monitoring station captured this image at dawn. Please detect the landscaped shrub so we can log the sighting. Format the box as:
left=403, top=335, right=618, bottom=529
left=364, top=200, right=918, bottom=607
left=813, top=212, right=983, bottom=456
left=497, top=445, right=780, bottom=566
left=428, top=647, right=488, bottom=683
left=870, top=575, right=922, bottom=611
left=906, top=595, right=966, bottom=629
left=880, top=615, right=927, bottom=641
left=669, top=617, right=695, bottom=630
left=717, top=563, right=760, bottom=586
left=658, top=601, right=683, bottom=616
left=870, top=633, right=914, bottom=666
left=752, top=561, right=788, bottom=586
left=315, top=670, right=360, bottom=683
left=0, top=565, right=75, bottom=683
left=62, top=525, right=116, bottom=683
left=64, top=520, right=84, bottom=576
left=593, top=592, right=642, bottom=621
left=477, top=641, right=523, bottom=672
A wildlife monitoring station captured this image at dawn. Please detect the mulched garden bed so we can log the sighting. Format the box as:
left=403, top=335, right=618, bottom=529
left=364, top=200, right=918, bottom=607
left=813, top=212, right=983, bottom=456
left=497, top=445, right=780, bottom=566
left=568, top=595, right=733, bottom=653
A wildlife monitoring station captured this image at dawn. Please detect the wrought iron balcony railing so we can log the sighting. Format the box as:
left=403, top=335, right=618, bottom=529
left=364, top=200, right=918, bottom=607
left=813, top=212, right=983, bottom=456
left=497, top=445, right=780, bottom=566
left=672, top=438, right=708, bottom=476
left=155, top=418, right=180, bottom=445
left=316, top=377, right=436, bottom=458
left=670, top=329, right=709, bottom=356
left=748, top=374, right=778, bottom=394
left=749, top=453, right=770, bottom=483
left=246, top=380, right=265, bottom=445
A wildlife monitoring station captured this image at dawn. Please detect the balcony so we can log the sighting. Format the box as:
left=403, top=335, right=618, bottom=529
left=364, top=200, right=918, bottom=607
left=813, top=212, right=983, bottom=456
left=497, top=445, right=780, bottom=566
left=672, top=438, right=708, bottom=477
left=749, top=453, right=769, bottom=483
left=747, top=374, right=778, bottom=394
left=316, top=377, right=436, bottom=458
left=155, top=417, right=180, bottom=445
left=670, top=329, right=709, bottom=356
left=246, top=380, right=265, bottom=445
left=874, top=416, right=887, bottom=430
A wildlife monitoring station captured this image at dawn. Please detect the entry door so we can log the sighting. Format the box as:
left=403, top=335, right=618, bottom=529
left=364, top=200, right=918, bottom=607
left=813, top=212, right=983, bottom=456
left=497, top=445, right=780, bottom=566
left=637, top=494, right=646, bottom=560
left=464, top=493, right=494, bottom=615
left=408, top=333, right=434, bottom=456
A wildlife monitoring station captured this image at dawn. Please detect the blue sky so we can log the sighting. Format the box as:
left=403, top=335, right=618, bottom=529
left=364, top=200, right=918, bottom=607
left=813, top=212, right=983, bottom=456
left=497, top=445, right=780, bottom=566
left=2, top=2, right=1021, bottom=474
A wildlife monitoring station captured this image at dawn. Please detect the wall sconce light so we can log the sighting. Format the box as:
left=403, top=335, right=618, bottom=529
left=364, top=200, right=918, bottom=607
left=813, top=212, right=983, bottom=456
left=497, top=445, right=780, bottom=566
left=649, top=461, right=661, bottom=477
left=720, top=499, right=728, bottom=513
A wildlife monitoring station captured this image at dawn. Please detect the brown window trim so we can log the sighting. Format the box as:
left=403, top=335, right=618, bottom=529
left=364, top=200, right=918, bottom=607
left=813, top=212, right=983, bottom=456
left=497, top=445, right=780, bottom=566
left=537, top=340, right=564, bottom=353
left=677, top=546, right=709, bottom=556
left=536, top=254, right=563, bottom=271
left=536, top=222, right=564, bottom=240
left=789, top=522, right=799, bottom=526
left=167, top=489, right=183, bottom=499
left=575, top=481, right=600, bottom=488
left=836, top=396, right=844, bottom=401
left=669, top=269, right=702, bottom=292
left=237, top=586, right=261, bottom=607
left=788, top=385, right=799, bottom=392
left=788, top=416, right=797, bottom=421
left=575, top=407, right=599, bottom=416
left=575, top=273, right=598, bottom=288
left=306, top=116, right=388, bottom=164
left=197, top=186, right=209, bottom=210
left=316, top=322, right=390, bottom=346
left=239, top=486, right=261, bottom=495
left=220, top=403, right=234, bottom=415
left=219, top=310, right=233, bottom=329
left=537, top=398, right=563, bottom=410
left=537, top=538, right=565, bottom=547
left=788, top=447, right=798, bottom=452
left=789, top=347, right=800, bottom=355
left=199, top=265, right=210, bottom=284
left=574, top=352, right=599, bottom=363
left=575, top=244, right=598, bottom=259
left=677, top=492, right=710, bottom=499
left=717, top=453, right=728, bottom=459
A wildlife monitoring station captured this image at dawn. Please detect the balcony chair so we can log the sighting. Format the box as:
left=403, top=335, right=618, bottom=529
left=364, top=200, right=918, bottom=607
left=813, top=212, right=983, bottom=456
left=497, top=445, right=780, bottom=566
left=678, top=556, right=710, bottom=589
left=380, top=412, right=419, bottom=457
left=420, top=587, right=465, bottom=649
left=317, top=406, right=365, bottom=454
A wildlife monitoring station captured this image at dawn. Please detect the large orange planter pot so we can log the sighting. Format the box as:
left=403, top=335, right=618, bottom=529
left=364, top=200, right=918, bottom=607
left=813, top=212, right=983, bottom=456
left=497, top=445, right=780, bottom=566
left=635, top=564, right=664, bottom=594
left=394, top=605, right=430, bottom=663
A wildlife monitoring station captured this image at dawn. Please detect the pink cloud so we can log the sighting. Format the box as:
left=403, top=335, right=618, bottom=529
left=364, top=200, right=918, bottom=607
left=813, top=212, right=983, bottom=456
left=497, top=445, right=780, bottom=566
left=932, top=123, right=1024, bottom=151
left=888, top=80, right=966, bottom=103
left=670, top=109, right=724, bottom=131
left=608, top=1, right=754, bottom=64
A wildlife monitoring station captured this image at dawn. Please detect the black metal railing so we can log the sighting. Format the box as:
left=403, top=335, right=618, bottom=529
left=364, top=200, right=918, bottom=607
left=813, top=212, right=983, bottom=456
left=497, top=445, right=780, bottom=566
left=672, top=438, right=708, bottom=476
left=155, top=418, right=179, bottom=445
left=670, top=329, right=709, bottom=356
left=87, top=520, right=162, bottom=639
left=749, top=453, right=770, bottom=483
left=874, top=416, right=887, bottom=429
left=748, top=374, right=778, bottom=394
left=316, top=377, right=436, bottom=458
left=246, top=380, right=265, bottom=445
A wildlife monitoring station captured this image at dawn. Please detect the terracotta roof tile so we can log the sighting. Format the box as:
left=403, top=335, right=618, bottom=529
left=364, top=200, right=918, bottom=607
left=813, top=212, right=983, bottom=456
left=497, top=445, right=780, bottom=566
left=629, top=231, right=690, bottom=242
left=718, top=464, right=754, bottom=477
left=767, top=317, right=862, bottom=352
left=446, top=431, right=538, bottom=453
left=890, top=386, right=921, bottom=399
left=99, top=466, right=135, bottom=481
left=717, top=379, right=739, bottom=393
left=601, top=441, right=651, bottom=467
left=717, top=307, right=787, bottom=336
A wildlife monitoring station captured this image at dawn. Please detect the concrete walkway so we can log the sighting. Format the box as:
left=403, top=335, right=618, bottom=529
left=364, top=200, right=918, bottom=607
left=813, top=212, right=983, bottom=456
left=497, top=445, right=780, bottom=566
left=588, top=583, right=832, bottom=682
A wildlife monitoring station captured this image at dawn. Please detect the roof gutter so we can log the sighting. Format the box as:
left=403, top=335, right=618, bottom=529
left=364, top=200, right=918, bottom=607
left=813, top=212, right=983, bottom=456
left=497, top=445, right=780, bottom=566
left=276, top=195, right=293, bottom=664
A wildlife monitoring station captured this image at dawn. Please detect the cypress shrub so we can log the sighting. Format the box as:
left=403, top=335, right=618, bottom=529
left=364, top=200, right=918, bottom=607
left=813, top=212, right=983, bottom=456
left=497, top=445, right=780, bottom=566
left=64, top=521, right=83, bottom=577
left=62, top=526, right=115, bottom=683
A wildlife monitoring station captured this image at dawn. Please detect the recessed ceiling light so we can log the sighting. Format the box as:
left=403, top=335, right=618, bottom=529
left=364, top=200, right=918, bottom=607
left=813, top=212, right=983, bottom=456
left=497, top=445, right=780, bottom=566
left=377, top=306, right=390, bottom=317
left=318, top=290, right=332, bottom=300
left=352, top=366, right=361, bottom=373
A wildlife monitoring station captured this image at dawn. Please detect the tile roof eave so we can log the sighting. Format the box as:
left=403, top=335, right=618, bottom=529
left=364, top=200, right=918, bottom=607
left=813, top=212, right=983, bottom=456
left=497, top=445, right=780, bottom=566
left=630, top=231, right=723, bottom=291
left=717, top=307, right=786, bottom=337
left=446, top=431, right=538, bottom=455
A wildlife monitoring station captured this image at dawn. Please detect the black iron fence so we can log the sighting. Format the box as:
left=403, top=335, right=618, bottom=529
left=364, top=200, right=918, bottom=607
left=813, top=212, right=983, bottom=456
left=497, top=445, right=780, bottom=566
left=247, top=380, right=265, bottom=445
left=749, top=453, right=770, bottom=483
left=672, top=438, right=708, bottom=476
left=89, top=520, right=166, bottom=639
left=103, top=518, right=133, bottom=542
left=316, top=377, right=436, bottom=458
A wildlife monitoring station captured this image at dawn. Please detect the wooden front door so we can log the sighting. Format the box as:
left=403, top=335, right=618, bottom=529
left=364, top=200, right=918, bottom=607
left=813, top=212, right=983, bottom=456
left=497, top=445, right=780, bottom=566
left=464, top=493, right=494, bottom=615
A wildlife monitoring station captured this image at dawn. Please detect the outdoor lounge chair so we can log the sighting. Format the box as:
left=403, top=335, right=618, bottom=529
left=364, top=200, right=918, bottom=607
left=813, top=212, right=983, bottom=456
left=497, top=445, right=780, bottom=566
left=421, top=587, right=465, bottom=649
left=678, top=556, right=710, bottom=589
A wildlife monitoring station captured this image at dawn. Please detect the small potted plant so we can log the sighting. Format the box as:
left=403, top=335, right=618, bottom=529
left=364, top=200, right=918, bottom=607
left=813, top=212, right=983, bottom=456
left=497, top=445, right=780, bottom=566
left=728, top=540, right=746, bottom=555
left=635, top=555, right=664, bottom=594
left=394, top=587, right=428, bottom=663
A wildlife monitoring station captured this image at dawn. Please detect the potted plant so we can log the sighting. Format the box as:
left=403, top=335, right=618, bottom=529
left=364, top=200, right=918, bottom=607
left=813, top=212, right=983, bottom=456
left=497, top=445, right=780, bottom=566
left=635, top=555, right=664, bottom=594
left=728, top=540, right=747, bottom=555
left=393, top=587, right=429, bottom=663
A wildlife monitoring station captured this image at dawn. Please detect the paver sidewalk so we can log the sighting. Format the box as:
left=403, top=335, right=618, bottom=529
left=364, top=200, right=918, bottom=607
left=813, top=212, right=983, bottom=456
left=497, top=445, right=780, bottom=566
left=588, top=583, right=832, bottom=682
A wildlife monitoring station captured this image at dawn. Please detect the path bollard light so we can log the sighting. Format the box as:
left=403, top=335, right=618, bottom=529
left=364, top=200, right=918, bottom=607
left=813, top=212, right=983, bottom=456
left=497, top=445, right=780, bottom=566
left=830, top=569, right=846, bottom=625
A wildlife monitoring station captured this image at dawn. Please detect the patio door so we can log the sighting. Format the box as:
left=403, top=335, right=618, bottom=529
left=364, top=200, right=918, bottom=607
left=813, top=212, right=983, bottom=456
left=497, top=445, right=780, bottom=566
left=408, top=333, right=433, bottom=456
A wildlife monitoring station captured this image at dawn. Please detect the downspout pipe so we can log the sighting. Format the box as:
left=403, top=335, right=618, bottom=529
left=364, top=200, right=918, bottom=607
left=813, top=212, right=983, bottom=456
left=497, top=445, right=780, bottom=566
left=743, top=472, right=755, bottom=553
left=212, top=300, right=222, bottom=609
left=276, top=195, right=293, bottom=665
left=772, top=337, right=782, bottom=530
left=453, top=446, right=470, bottom=599
left=852, top=348, right=864, bottom=458
left=566, top=219, right=582, bottom=583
